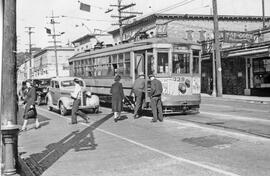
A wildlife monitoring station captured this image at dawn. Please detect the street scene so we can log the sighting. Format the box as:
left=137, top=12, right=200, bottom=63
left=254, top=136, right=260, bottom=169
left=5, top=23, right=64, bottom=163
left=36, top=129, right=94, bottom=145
left=1, top=0, right=270, bottom=176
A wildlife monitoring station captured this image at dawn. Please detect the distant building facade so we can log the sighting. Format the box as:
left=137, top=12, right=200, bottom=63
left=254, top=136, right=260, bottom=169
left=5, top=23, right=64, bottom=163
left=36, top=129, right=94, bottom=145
left=32, top=47, right=74, bottom=79
left=17, top=47, right=74, bottom=80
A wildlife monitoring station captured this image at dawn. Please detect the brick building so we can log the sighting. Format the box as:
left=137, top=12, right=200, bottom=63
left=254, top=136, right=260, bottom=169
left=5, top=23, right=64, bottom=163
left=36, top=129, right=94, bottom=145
left=108, top=13, right=270, bottom=96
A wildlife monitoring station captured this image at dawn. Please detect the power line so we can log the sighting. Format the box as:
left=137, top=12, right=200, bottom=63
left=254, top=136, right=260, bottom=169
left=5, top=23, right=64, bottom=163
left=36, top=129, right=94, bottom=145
left=106, top=0, right=142, bottom=43
left=157, top=0, right=197, bottom=14
left=61, top=15, right=113, bottom=22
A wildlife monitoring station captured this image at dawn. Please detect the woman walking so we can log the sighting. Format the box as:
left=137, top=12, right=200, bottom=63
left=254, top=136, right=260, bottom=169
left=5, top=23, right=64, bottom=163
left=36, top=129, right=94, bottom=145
left=21, top=80, right=40, bottom=131
left=110, top=74, right=124, bottom=122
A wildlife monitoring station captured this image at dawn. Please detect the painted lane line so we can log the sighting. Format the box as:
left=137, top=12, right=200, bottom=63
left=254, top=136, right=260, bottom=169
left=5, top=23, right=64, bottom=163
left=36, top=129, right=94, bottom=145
left=37, top=108, right=241, bottom=176
left=97, top=128, right=240, bottom=176
left=202, top=104, right=269, bottom=113
left=37, top=107, right=270, bottom=142
left=200, top=111, right=270, bottom=124
left=202, top=104, right=232, bottom=108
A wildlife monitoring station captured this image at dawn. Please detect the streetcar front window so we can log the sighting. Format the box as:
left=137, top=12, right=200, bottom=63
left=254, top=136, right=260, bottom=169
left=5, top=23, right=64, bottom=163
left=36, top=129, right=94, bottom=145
left=172, top=53, right=190, bottom=74
left=157, top=53, right=169, bottom=74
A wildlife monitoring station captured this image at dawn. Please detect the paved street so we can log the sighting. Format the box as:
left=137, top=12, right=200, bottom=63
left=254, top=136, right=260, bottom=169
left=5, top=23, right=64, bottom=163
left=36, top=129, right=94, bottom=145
left=17, top=96, right=270, bottom=176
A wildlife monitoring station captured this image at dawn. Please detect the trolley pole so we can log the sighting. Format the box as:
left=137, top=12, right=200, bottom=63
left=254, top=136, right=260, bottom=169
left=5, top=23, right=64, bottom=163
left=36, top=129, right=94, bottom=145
left=1, top=0, right=20, bottom=175
left=212, top=0, right=222, bottom=97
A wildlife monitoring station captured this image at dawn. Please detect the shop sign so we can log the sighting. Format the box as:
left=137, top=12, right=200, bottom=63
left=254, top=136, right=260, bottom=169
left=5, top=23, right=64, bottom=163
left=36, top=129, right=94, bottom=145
left=156, top=24, right=167, bottom=37
left=222, top=30, right=255, bottom=43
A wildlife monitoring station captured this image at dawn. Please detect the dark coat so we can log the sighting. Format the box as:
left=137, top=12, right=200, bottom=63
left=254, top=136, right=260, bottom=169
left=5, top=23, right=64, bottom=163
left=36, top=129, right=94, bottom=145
left=150, top=78, right=163, bottom=97
left=110, top=81, right=124, bottom=112
left=23, top=87, right=37, bottom=119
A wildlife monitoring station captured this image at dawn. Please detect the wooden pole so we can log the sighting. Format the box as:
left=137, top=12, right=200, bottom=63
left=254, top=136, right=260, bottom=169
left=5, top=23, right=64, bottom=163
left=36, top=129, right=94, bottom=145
left=262, top=0, right=265, bottom=28
left=212, top=0, right=222, bottom=97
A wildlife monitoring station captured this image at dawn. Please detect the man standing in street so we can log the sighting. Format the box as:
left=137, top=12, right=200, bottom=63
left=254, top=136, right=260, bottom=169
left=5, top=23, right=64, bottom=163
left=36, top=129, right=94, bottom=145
left=132, top=72, right=145, bottom=119
left=149, top=74, right=163, bottom=122
left=71, top=78, right=89, bottom=124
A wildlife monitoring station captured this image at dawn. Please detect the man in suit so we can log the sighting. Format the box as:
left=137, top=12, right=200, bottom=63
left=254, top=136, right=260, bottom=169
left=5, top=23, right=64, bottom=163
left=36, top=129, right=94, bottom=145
left=149, top=74, right=163, bottom=122
left=131, top=72, right=145, bottom=119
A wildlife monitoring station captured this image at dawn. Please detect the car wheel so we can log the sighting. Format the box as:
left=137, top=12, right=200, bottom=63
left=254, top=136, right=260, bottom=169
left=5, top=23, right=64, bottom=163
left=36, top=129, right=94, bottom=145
left=59, top=102, right=68, bottom=116
left=47, top=97, right=53, bottom=111
left=36, top=96, right=41, bottom=106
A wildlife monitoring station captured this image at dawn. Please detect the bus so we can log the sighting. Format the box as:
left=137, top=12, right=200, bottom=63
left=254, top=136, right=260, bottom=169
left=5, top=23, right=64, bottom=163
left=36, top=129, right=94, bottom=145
left=69, top=37, right=201, bottom=113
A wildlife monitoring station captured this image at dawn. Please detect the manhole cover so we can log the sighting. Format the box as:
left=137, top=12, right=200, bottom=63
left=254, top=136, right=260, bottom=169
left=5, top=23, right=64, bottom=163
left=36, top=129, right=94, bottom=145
left=182, top=135, right=239, bottom=148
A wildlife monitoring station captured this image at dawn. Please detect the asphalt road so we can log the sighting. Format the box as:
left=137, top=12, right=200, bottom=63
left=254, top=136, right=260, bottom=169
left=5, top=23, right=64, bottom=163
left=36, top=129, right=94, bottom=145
left=18, top=99, right=270, bottom=176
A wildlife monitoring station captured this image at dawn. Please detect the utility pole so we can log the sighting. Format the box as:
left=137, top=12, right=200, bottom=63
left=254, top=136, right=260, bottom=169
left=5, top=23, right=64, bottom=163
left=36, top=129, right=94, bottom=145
left=106, top=0, right=142, bottom=43
left=212, top=0, right=222, bottom=97
left=25, top=26, right=34, bottom=79
left=1, top=0, right=20, bottom=175
left=47, top=11, right=61, bottom=76
left=262, top=0, right=265, bottom=28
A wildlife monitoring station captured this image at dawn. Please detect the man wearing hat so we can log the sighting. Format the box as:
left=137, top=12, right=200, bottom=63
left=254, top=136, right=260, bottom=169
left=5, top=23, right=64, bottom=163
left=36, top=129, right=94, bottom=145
left=71, top=78, right=89, bottom=124
left=149, top=74, right=163, bottom=122
left=131, top=72, right=145, bottom=119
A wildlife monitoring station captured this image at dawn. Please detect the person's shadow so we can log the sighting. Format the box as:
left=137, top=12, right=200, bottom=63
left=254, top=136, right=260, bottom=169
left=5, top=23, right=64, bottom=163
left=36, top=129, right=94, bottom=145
left=20, top=113, right=114, bottom=176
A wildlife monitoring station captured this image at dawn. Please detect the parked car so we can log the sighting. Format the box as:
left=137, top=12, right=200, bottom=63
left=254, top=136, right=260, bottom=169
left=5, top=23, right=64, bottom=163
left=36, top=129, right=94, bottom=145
left=46, top=77, right=99, bottom=116
left=33, top=78, right=51, bottom=106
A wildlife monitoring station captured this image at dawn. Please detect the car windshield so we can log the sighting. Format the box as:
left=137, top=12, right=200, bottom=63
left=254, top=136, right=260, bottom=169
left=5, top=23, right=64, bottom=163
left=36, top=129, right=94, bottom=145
left=61, top=80, right=75, bottom=87
left=40, top=80, right=50, bottom=86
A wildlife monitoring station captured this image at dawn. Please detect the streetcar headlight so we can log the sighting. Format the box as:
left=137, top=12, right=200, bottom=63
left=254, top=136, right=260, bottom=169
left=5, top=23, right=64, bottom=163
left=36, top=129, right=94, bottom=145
left=178, top=83, right=187, bottom=94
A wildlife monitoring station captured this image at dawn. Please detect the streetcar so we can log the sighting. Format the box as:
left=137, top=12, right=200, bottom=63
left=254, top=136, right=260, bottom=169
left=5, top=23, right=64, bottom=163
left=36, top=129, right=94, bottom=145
left=69, top=37, right=201, bottom=113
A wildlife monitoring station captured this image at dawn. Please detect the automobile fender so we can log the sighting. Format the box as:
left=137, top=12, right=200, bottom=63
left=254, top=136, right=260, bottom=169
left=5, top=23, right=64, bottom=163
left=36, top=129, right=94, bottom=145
left=58, top=96, right=73, bottom=110
left=46, top=93, right=53, bottom=106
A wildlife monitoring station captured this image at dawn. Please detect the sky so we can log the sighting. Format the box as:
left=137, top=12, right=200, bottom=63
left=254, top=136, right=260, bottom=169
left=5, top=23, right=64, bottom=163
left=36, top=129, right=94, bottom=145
left=17, top=0, right=270, bottom=52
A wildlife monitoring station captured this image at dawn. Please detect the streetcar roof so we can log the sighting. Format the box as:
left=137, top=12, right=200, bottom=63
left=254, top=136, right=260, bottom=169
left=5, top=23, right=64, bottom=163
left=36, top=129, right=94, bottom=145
left=69, top=37, right=200, bottom=62
left=51, top=77, right=83, bottom=82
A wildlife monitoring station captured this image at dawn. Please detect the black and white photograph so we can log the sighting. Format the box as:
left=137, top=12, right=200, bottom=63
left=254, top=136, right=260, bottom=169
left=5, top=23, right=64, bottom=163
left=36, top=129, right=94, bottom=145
left=1, top=0, right=270, bottom=175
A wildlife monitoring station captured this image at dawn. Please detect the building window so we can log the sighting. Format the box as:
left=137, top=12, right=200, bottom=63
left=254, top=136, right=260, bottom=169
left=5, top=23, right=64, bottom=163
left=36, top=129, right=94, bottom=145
left=253, top=58, right=270, bottom=88
left=172, top=53, right=190, bottom=74
left=157, top=53, right=169, bottom=74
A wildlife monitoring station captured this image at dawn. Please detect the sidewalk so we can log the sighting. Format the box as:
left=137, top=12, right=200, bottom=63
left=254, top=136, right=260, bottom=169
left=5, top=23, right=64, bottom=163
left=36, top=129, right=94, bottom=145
left=201, top=93, right=270, bottom=104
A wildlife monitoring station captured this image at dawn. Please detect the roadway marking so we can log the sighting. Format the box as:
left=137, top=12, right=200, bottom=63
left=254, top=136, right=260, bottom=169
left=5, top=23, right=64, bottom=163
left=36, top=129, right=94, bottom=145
left=37, top=107, right=241, bottom=175
left=200, top=111, right=270, bottom=124
left=202, top=104, right=270, bottom=113
left=97, top=128, right=240, bottom=176
left=37, top=107, right=270, bottom=143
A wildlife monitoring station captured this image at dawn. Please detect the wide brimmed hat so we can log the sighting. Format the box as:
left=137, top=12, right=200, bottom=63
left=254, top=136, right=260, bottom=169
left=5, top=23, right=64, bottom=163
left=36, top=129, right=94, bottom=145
left=148, top=74, right=155, bottom=78
left=114, top=74, right=121, bottom=81
left=138, top=72, right=145, bottom=76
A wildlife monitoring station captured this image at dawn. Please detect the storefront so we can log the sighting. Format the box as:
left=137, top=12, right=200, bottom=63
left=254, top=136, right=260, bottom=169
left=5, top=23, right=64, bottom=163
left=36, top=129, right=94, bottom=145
left=225, top=43, right=270, bottom=96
